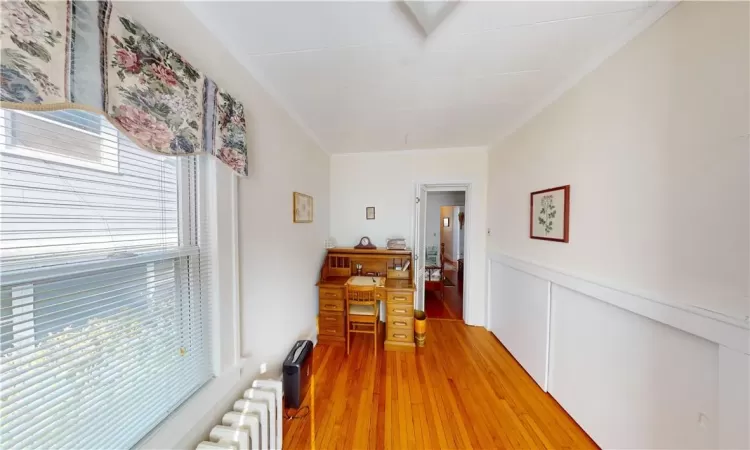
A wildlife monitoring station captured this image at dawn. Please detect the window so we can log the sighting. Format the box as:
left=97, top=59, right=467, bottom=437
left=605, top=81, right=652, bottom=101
left=1, top=109, right=119, bottom=173
left=0, top=108, right=213, bottom=448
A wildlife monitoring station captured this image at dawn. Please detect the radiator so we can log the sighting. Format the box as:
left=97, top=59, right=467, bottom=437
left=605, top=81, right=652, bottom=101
left=196, top=379, right=283, bottom=450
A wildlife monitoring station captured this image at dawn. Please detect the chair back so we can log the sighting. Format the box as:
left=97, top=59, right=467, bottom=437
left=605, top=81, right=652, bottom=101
left=347, top=285, right=376, bottom=306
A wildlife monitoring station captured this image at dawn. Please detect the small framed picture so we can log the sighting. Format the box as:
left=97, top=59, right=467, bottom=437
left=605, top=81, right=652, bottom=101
left=530, top=185, right=570, bottom=242
left=443, top=217, right=449, bottom=227
left=293, top=192, right=313, bottom=223
left=366, top=207, right=375, bottom=220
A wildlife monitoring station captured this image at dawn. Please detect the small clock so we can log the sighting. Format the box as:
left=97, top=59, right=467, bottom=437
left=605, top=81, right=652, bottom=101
left=355, top=236, right=376, bottom=249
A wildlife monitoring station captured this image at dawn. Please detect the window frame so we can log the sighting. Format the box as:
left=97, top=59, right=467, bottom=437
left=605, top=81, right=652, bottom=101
left=0, top=109, right=120, bottom=174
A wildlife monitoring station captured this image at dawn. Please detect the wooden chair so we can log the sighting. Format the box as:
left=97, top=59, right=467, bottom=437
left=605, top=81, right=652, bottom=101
left=345, top=285, right=379, bottom=355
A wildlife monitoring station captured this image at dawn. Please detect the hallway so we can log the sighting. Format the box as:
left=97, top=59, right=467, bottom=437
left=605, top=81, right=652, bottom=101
left=283, top=320, right=596, bottom=449
left=424, top=267, right=463, bottom=320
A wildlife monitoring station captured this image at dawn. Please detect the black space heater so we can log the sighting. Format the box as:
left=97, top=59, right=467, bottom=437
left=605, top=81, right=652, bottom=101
left=283, top=340, right=313, bottom=409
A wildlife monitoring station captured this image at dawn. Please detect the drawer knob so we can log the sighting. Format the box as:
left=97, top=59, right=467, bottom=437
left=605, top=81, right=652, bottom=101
left=394, top=296, right=406, bottom=301
left=394, top=321, right=407, bottom=326
left=324, top=305, right=337, bottom=309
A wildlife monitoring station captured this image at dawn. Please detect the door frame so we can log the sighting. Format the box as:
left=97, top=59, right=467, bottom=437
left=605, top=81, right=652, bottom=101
left=412, top=182, right=472, bottom=322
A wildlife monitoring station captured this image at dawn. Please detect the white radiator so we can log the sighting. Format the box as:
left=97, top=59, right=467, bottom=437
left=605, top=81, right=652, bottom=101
left=196, top=379, right=283, bottom=450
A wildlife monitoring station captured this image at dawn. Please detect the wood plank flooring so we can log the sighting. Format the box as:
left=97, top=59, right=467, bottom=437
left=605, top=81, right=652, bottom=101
left=424, top=269, right=463, bottom=320
left=283, top=320, right=597, bottom=449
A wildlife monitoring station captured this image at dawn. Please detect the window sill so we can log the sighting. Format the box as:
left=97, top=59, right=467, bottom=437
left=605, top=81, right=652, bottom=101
left=137, top=357, right=262, bottom=450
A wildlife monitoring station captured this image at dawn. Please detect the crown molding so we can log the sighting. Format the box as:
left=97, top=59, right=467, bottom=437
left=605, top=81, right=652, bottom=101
left=229, top=56, right=332, bottom=156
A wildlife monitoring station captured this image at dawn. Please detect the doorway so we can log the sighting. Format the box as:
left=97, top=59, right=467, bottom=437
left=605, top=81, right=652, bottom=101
left=413, top=184, right=469, bottom=322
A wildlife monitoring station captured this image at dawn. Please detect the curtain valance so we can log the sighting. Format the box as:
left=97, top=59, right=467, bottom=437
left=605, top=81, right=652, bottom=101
left=1, top=0, right=248, bottom=176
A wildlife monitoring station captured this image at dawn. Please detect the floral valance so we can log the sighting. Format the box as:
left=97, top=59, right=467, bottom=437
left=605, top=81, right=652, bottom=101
left=0, top=0, right=248, bottom=176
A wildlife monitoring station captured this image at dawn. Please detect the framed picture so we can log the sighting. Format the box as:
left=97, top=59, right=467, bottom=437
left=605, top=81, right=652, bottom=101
left=530, top=185, right=570, bottom=242
left=443, top=217, right=449, bottom=227
left=366, top=207, right=375, bottom=220
left=293, top=192, right=313, bottom=223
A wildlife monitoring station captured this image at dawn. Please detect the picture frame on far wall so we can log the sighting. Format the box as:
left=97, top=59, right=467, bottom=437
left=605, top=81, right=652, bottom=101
left=366, top=207, right=375, bottom=220
left=530, top=185, right=570, bottom=242
left=293, top=192, right=313, bottom=223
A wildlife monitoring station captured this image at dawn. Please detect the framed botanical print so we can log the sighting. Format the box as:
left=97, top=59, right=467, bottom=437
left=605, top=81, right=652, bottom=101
left=366, top=207, right=375, bottom=220
left=530, top=185, right=570, bottom=242
left=293, top=192, right=313, bottom=223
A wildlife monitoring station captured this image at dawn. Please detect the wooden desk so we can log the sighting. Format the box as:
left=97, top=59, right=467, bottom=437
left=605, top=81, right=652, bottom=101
left=316, top=247, right=416, bottom=352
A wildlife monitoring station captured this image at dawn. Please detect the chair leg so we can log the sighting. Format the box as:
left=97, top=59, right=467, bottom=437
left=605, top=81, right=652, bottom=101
left=346, top=315, right=350, bottom=355
left=374, top=319, right=377, bottom=354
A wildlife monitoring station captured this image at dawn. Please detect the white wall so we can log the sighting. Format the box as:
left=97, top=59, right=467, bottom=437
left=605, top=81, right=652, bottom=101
left=426, top=191, right=465, bottom=252
left=329, top=147, right=488, bottom=326
left=488, top=1, right=749, bottom=321
left=439, top=205, right=463, bottom=262
left=440, top=206, right=454, bottom=259
left=113, top=2, right=330, bottom=449
left=487, top=2, right=749, bottom=449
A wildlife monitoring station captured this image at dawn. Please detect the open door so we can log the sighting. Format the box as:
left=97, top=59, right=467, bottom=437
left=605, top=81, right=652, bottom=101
left=414, top=185, right=427, bottom=311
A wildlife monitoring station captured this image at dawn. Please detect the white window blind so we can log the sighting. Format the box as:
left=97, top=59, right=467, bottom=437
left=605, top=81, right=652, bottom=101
left=0, top=108, right=214, bottom=449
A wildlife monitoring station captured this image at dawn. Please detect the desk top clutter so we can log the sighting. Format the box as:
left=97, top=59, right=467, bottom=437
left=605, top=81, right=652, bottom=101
left=386, top=238, right=407, bottom=250
left=346, top=276, right=386, bottom=287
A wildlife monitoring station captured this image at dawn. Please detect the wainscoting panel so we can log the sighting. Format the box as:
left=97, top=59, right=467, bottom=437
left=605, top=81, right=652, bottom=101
left=718, top=346, right=750, bottom=449
left=549, top=284, right=719, bottom=449
left=489, top=263, right=550, bottom=389
left=487, top=253, right=749, bottom=449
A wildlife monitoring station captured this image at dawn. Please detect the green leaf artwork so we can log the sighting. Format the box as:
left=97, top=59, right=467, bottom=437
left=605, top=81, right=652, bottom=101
left=537, top=194, right=557, bottom=235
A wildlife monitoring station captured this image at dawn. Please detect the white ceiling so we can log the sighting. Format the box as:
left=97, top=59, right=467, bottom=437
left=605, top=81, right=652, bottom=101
left=186, top=1, right=665, bottom=154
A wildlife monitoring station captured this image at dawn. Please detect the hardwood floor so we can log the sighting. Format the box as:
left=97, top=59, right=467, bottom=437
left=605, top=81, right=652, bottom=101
left=283, top=320, right=597, bottom=449
left=425, top=269, right=463, bottom=320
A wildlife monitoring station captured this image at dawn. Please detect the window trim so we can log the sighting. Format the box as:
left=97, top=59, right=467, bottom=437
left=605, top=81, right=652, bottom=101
left=0, top=109, right=120, bottom=174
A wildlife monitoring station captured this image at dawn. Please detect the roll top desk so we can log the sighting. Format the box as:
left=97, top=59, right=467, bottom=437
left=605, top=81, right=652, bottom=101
left=316, top=247, right=416, bottom=352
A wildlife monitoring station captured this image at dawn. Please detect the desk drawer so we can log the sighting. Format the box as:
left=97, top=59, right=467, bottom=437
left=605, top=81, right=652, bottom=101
left=319, top=312, right=344, bottom=328
left=320, top=287, right=344, bottom=300
left=387, top=316, right=413, bottom=330
left=387, top=292, right=413, bottom=304
left=319, top=322, right=345, bottom=337
left=387, top=328, right=414, bottom=343
left=386, top=303, right=413, bottom=317
left=320, top=299, right=344, bottom=312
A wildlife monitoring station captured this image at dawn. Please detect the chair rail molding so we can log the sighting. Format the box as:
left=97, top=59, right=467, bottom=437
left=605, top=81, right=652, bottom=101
left=488, top=252, right=749, bottom=354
